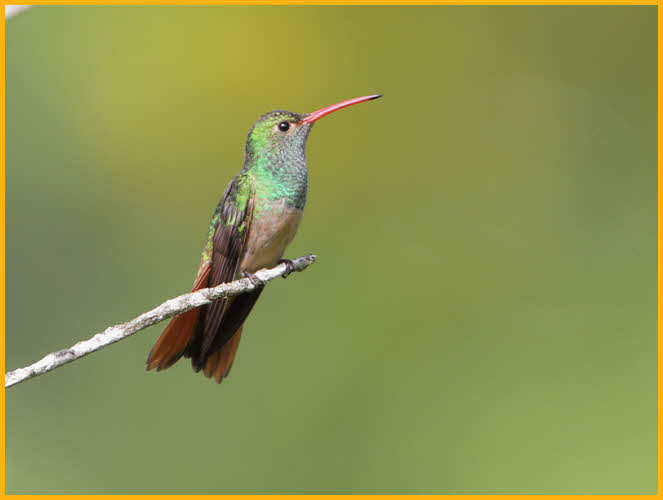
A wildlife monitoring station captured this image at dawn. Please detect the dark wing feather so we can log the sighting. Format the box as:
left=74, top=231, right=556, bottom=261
left=196, top=175, right=256, bottom=362
left=204, top=287, right=264, bottom=357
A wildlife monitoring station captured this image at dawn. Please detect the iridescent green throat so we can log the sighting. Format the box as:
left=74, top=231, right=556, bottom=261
left=242, top=110, right=312, bottom=210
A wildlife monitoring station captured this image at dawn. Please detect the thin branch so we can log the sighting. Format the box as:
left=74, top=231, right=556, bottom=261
left=5, top=5, right=32, bottom=20
left=5, top=254, right=317, bottom=388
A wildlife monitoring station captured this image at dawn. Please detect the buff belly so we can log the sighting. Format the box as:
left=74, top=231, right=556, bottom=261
left=239, top=199, right=303, bottom=274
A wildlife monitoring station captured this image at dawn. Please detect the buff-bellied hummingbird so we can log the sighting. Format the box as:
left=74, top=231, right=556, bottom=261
left=146, top=94, right=382, bottom=383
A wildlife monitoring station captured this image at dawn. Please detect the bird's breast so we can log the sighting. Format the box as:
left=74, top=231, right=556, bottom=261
left=239, top=198, right=303, bottom=274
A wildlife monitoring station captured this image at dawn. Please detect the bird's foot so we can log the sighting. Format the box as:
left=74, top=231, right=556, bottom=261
left=242, top=271, right=265, bottom=288
left=279, top=259, right=296, bottom=279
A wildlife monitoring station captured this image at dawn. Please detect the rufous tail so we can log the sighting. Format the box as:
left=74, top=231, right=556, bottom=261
left=200, top=328, right=243, bottom=384
left=146, top=266, right=210, bottom=372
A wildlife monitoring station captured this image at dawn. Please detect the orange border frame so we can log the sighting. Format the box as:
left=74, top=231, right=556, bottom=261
left=1, top=1, right=659, bottom=498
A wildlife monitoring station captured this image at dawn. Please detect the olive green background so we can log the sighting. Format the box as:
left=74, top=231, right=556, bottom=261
left=6, top=6, right=656, bottom=494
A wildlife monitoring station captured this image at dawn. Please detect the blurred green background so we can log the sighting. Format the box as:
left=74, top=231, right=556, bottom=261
left=5, top=6, right=656, bottom=494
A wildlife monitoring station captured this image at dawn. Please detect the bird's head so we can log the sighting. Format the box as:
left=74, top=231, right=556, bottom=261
left=245, top=110, right=310, bottom=162
left=244, top=95, right=382, bottom=163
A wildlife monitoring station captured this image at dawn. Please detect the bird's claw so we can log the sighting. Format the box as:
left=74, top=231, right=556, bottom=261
left=279, top=259, right=296, bottom=279
left=242, top=271, right=264, bottom=288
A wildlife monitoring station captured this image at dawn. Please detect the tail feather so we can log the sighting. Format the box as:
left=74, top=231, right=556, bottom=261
left=147, top=307, right=201, bottom=371
left=202, top=329, right=243, bottom=383
left=147, top=262, right=251, bottom=382
left=146, top=266, right=210, bottom=372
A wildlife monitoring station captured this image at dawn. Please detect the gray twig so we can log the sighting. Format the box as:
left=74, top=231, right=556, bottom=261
left=5, top=5, right=32, bottom=20
left=5, top=254, right=317, bottom=388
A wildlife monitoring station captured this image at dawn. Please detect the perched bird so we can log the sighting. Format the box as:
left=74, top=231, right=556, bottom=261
left=147, top=95, right=382, bottom=383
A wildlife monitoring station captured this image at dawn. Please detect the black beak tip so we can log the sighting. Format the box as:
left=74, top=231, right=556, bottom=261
left=370, top=94, right=383, bottom=100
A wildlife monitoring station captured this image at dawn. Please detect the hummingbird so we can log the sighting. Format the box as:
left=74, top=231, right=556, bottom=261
left=146, top=94, right=382, bottom=383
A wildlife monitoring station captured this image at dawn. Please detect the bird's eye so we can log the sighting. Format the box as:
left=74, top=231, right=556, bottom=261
left=278, top=121, right=290, bottom=132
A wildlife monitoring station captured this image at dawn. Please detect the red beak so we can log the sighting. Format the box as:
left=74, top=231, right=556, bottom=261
left=302, top=94, right=382, bottom=124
